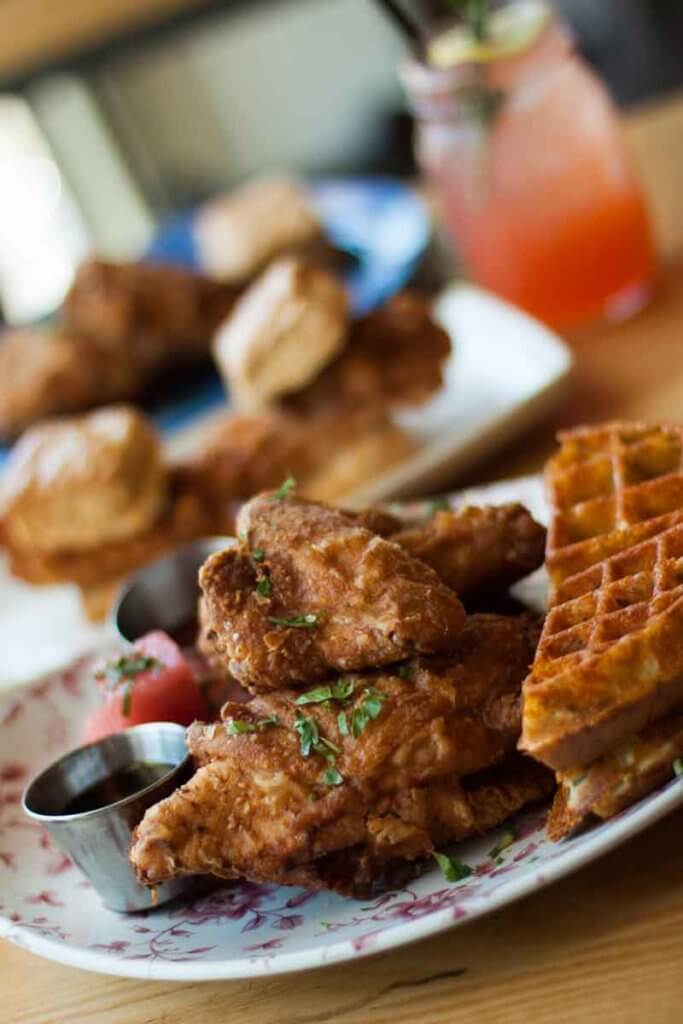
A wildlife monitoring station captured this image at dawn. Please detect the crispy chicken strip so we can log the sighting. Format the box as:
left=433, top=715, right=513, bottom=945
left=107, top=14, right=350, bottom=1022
left=284, top=292, right=451, bottom=416
left=63, top=258, right=240, bottom=367
left=281, top=756, right=554, bottom=898
left=130, top=614, right=545, bottom=895
left=0, top=329, right=142, bottom=439
left=199, top=493, right=466, bottom=689
left=390, top=504, right=547, bottom=599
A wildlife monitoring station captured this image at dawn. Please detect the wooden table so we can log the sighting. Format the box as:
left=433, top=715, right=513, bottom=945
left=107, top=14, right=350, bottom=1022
left=4, top=92, right=683, bottom=1024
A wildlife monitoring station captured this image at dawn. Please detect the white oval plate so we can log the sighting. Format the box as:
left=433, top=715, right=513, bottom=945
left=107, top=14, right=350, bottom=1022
left=2, top=478, right=682, bottom=981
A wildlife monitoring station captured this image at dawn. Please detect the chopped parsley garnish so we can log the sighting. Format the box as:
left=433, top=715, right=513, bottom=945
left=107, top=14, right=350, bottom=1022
left=294, top=711, right=319, bottom=756
left=95, top=654, right=162, bottom=716
left=267, top=613, right=318, bottom=628
left=337, top=711, right=350, bottom=736
left=121, top=682, right=134, bottom=717
left=433, top=851, right=472, bottom=883
left=488, top=827, right=516, bottom=859
left=226, top=716, right=278, bottom=735
left=351, top=688, right=385, bottom=738
left=256, top=575, right=271, bottom=597
left=294, top=712, right=341, bottom=767
left=252, top=548, right=265, bottom=562
left=97, top=654, right=162, bottom=686
left=271, top=475, right=296, bottom=501
left=673, top=758, right=683, bottom=777
left=425, top=497, right=450, bottom=519
left=295, top=679, right=355, bottom=706
left=315, top=735, right=341, bottom=760
left=322, top=767, right=344, bottom=786
left=396, top=662, right=414, bottom=680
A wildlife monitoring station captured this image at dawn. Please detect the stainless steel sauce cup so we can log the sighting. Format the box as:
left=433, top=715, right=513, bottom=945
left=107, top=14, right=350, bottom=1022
left=110, top=536, right=233, bottom=644
left=23, top=722, right=193, bottom=912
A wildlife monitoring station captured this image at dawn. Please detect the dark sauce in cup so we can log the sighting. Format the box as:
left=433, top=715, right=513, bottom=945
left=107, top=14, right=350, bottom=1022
left=61, top=762, right=173, bottom=815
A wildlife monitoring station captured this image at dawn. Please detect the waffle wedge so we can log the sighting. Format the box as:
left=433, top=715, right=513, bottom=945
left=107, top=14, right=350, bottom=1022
left=522, top=422, right=683, bottom=785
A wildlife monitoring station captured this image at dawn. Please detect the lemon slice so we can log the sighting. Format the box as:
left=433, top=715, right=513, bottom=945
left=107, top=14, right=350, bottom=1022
left=427, top=1, right=551, bottom=68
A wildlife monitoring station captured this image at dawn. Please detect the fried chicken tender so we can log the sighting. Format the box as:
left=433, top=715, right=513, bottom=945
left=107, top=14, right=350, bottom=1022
left=130, top=614, right=548, bottom=896
left=63, top=258, right=240, bottom=368
left=0, top=329, right=142, bottom=439
left=0, top=405, right=167, bottom=554
left=283, top=291, right=451, bottom=418
left=390, top=504, right=547, bottom=599
left=176, top=400, right=414, bottom=511
left=199, top=494, right=466, bottom=689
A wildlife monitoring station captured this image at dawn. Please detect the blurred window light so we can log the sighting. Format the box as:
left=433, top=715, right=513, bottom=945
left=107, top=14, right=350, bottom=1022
left=0, top=95, right=89, bottom=324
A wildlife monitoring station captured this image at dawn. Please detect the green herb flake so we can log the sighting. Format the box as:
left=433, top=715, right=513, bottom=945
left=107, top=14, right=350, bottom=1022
left=271, top=475, right=296, bottom=502
left=252, top=548, right=265, bottom=562
left=294, top=711, right=319, bottom=757
left=397, top=662, right=414, bottom=680
left=433, top=851, right=473, bottom=883
left=98, top=654, right=162, bottom=686
left=256, top=575, right=271, bottom=597
left=488, top=827, right=516, bottom=860
left=338, top=711, right=350, bottom=736
left=267, top=613, right=318, bottom=629
left=226, top=716, right=278, bottom=736
left=121, top=681, right=134, bottom=717
left=673, top=758, right=683, bottom=777
left=321, top=767, right=344, bottom=786
left=295, top=685, right=333, bottom=706
left=424, top=497, right=450, bottom=519
left=350, top=688, right=386, bottom=738
left=314, top=736, right=341, bottom=760
left=332, top=678, right=355, bottom=701
left=295, top=678, right=354, bottom=706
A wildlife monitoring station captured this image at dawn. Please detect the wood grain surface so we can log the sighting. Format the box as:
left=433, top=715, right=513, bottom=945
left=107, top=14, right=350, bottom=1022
left=3, top=93, right=683, bottom=1023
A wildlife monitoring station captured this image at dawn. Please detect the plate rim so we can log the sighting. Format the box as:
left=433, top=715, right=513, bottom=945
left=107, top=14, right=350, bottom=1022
left=2, top=771, right=682, bottom=980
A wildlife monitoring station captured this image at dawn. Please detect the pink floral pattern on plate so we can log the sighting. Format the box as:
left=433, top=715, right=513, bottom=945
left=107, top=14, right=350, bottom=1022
left=2, top=478, right=683, bottom=980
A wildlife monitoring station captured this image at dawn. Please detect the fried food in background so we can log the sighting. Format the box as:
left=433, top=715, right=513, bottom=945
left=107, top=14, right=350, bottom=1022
left=0, top=329, right=141, bottom=439
left=193, top=176, right=326, bottom=283
left=177, top=400, right=415, bottom=509
left=0, top=406, right=236, bottom=619
left=199, top=493, right=466, bottom=690
left=63, top=258, right=240, bottom=368
left=392, top=503, right=546, bottom=601
left=0, top=406, right=166, bottom=553
left=131, top=615, right=551, bottom=898
left=285, top=291, right=452, bottom=419
left=213, top=259, right=348, bottom=410
left=521, top=421, right=683, bottom=837
left=0, top=260, right=240, bottom=439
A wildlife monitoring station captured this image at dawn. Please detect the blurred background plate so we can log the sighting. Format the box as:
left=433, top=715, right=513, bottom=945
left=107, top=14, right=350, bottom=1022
left=147, top=177, right=431, bottom=316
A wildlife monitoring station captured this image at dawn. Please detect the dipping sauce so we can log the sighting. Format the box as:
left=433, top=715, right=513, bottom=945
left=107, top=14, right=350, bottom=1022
left=61, top=762, right=173, bottom=815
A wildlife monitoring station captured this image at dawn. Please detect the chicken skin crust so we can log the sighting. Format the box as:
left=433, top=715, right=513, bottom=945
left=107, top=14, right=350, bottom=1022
left=199, top=493, right=466, bottom=689
left=129, top=614, right=545, bottom=896
left=391, top=504, right=546, bottom=600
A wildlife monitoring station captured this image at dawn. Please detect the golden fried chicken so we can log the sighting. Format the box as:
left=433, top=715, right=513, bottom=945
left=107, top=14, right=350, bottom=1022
left=176, top=399, right=414, bottom=511
left=0, top=328, right=142, bottom=439
left=199, top=493, right=466, bottom=689
left=390, top=504, right=547, bottom=600
left=130, top=614, right=549, bottom=897
left=0, top=405, right=167, bottom=554
left=283, top=291, right=451, bottom=419
left=63, top=258, right=240, bottom=368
